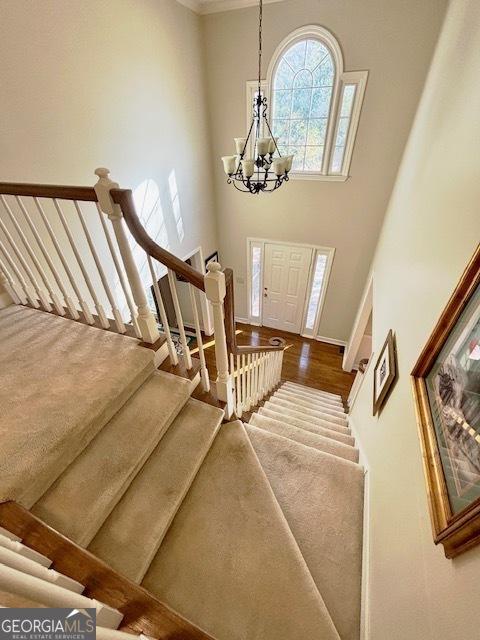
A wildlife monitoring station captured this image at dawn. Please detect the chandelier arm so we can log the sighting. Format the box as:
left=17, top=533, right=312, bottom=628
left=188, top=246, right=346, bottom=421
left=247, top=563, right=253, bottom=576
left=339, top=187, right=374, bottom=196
left=263, top=115, right=282, bottom=157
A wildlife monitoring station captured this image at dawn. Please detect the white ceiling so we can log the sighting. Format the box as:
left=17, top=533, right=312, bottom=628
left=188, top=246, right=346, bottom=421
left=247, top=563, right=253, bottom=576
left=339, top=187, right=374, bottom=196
left=176, top=0, right=285, bottom=16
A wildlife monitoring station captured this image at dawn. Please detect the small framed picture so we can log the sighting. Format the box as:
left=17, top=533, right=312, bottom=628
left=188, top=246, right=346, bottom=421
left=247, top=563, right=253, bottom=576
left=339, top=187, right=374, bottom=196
left=373, top=330, right=397, bottom=415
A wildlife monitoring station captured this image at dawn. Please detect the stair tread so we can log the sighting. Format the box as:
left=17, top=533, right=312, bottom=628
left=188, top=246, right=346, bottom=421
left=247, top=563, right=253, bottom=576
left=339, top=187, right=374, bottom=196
left=89, top=397, right=224, bottom=583
left=247, top=426, right=363, bottom=640
left=267, top=396, right=349, bottom=429
left=142, top=421, right=340, bottom=640
left=282, top=381, right=343, bottom=401
left=0, top=305, right=155, bottom=508
left=259, top=407, right=355, bottom=445
left=278, top=384, right=345, bottom=410
left=32, top=371, right=192, bottom=547
left=249, top=414, right=358, bottom=462
left=273, top=390, right=347, bottom=418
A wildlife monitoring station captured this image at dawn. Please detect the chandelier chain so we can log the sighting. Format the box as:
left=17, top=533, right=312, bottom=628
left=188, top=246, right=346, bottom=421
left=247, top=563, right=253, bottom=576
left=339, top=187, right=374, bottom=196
left=258, top=0, right=263, bottom=92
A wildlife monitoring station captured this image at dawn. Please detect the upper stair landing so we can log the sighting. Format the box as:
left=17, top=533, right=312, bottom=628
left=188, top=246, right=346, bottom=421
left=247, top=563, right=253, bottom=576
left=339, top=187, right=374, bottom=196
left=0, top=305, right=155, bottom=507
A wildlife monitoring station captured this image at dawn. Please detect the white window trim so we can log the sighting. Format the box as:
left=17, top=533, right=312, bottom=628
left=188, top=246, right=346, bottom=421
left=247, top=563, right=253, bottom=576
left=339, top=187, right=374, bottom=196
left=301, top=246, right=336, bottom=339
left=246, top=237, right=335, bottom=337
left=329, top=70, right=368, bottom=176
left=253, top=24, right=369, bottom=181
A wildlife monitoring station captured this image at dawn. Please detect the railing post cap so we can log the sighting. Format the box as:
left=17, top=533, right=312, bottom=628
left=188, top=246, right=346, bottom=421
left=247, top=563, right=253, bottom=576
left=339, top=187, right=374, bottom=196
left=206, top=261, right=222, bottom=273
left=94, top=167, right=111, bottom=179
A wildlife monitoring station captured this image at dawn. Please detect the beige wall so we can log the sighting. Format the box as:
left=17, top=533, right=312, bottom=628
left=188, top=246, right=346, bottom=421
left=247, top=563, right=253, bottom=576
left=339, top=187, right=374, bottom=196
left=0, top=0, right=218, bottom=266
left=350, top=1, right=480, bottom=637
left=202, top=0, right=446, bottom=340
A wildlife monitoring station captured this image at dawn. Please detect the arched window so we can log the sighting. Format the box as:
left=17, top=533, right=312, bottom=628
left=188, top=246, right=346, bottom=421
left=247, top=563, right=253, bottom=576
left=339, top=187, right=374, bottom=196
left=266, top=26, right=367, bottom=179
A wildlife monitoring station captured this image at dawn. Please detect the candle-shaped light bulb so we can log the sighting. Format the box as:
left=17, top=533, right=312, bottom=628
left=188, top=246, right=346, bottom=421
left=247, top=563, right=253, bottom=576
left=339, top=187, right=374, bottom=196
left=272, top=157, right=287, bottom=177
left=241, top=159, right=255, bottom=178
left=221, top=155, right=237, bottom=175
left=256, top=137, right=271, bottom=157
left=234, top=137, right=248, bottom=155
left=284, top=154, right=294, bottom=172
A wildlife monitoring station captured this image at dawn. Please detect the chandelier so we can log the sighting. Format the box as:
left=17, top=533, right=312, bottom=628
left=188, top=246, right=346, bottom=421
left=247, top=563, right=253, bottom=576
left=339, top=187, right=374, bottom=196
left=221, top=0, right=293, bottom=194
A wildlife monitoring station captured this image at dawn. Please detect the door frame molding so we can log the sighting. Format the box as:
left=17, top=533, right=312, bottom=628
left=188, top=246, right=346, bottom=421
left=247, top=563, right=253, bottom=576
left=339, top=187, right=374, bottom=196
left=246, top=237, right=335, bottom=336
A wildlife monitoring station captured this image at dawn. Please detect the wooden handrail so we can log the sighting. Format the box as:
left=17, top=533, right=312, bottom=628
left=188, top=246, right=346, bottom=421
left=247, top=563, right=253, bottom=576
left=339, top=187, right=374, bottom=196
left=0, top=183, right=97, bottom=201
left=0, top=501, right=213, bottom=640
left=111, top=188, right=205, bottom=291
left=112, top=189, right=282, bottom=354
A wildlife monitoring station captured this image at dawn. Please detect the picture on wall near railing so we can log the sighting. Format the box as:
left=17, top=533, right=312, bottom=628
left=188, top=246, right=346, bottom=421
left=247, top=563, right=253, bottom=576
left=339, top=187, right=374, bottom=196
left=412, top=244, right=480, bottom=558
left=205, top=251, right=219, bottom=270
left=372, top=330, right=397, bottom=415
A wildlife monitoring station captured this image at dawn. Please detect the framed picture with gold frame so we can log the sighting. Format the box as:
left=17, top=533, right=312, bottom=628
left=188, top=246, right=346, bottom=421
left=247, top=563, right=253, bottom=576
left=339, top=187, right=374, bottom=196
left=373, top=330, right=397, bottom=415
left=411, top=244, right=480, bottom=558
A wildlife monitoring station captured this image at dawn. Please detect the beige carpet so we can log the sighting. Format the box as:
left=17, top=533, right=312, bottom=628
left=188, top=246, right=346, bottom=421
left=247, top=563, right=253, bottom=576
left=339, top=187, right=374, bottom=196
left=3, top=306, right=365, bottom=639
left=267, top=396, right=349, bottom=427
left=275, top=388, right=347, bottom=414
left=249, top=413, right=359, bottom=462
left=89, top=398, right=224, bottom=582
left=142, top=421, right=341, bottom=640
left=280, top=382, right=344, bottom=411
left=247, top=425, right=364, bottom=640
left=32, top=371, right=193, bottom=546
left=261, top=403, right=354, bottom=442
left=0, top=305, right=154, bottom=507
left=282, top=380, right=343, bottom=401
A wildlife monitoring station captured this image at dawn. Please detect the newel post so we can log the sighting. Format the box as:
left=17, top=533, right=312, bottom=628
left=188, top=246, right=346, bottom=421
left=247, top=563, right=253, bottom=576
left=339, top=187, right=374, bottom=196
left=205, top=262, right=234, bottom=417
left=94, top=168, right=159, bottom=344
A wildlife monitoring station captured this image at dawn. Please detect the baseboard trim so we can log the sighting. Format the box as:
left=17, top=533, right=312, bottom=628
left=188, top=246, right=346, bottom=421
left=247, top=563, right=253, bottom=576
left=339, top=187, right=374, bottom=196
left=236, top=316, right=259, bottom=325
left=348, top=416, right=371, bottom=640
left=316, top=335, right=347, bottom=347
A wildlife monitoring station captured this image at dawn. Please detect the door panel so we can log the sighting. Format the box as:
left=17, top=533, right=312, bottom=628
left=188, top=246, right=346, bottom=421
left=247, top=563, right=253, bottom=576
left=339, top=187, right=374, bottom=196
left=263, top=243, right=313, bottom=333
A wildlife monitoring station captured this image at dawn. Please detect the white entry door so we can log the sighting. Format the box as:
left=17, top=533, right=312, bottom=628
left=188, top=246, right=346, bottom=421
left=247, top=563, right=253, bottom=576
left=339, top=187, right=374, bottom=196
left=262, top=243, right=313, bottom=333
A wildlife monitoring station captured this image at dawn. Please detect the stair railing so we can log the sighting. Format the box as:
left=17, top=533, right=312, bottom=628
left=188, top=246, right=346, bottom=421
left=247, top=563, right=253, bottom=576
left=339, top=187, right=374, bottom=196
left=101, top=169, right=285, bottom=417
left=0, top=169, right=285, bottom=418
left=0, top=179, right=158, bottom=344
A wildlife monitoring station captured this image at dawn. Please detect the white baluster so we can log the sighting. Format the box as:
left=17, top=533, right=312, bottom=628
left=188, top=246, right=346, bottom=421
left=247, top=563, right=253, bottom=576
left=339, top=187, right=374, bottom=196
left=0, top=252, right=23, bottom=304
left=94, top=168, right=159, bottom=344
left=189, top=284, right=210, bottom=392
left=245, top=353, right=252, bottom=411
left=16, top=196, right=67, bottom=316
left=0, top=244, right=34, bottom=307
left=236, top=353, right=242, bottom=418
left=0, top=195, right=53, bottom=311
left=74, top=201, right=125, bottom=333
left=241, top=354, right=247, bottom=411
left=96, top=203, right=141, bottom=338
left=261, top=354, right=267, bottom=396
left=230, top=352, right=237, bottom=415
left=0, top=564, right=123, bottom=629
left=167, top=269, right=192, bottom=370
left=33, top=197, right=84, bottom=321
left=147, top=257, right=178, bottom=364
left=253, top=353, right=259, bottom=405
left=53, top=199, right=109, bottom=327
left=0, top=212, right=43, bottom=308
left=0, top=546, right=83, bottom=593
left=204, top=261, right=234, bottom=417
left=269, top=353, right=274, bottom=392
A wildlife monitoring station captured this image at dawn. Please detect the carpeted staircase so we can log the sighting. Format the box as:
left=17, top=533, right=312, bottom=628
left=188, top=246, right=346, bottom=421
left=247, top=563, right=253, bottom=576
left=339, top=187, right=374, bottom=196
left=0, top=305, right=364, bottom=640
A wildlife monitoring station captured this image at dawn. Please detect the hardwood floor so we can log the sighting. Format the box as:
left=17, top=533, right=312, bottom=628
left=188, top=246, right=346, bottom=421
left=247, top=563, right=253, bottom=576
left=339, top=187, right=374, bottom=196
left=200, top=323, right=355, bottom=404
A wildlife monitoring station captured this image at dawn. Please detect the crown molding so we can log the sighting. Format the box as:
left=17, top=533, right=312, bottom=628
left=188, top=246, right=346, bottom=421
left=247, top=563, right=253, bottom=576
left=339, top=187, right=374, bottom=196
left=176, top=0, right=285, bottom=15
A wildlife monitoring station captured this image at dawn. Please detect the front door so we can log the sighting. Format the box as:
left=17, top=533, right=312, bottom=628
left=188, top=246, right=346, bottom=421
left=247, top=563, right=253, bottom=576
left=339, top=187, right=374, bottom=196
left=262, top=243, right=312, bottom=334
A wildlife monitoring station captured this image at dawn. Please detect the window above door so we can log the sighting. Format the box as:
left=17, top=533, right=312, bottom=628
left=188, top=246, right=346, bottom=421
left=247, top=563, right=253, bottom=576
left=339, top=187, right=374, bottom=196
left=247, top=26, right=368, bottom=181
